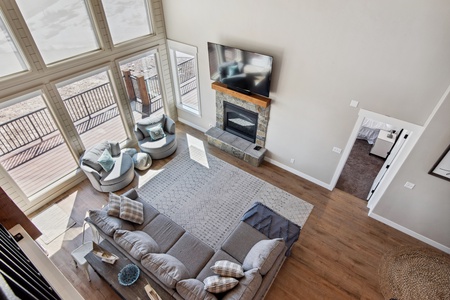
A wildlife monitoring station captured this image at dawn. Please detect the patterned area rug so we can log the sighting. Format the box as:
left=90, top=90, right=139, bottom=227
left=138, top=147, right=314, bottom=250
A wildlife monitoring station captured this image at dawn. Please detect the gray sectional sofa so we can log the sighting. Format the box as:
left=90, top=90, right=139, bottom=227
left=86, top=188, right=287, bottom=300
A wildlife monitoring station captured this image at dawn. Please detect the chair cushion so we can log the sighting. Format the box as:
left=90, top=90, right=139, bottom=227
left=119, top=197, right=144, bottom=224
left=109, top=141, right=121, bottom=157
left=82, top=141, right=110, bottom=172
left=203, top=276, right=239, bottom=294
left=242, top=238, right=285, bottom=275
left=176, top=279, right=218, bottom=300
left=138, top=133, right=176, bottom=152
left=88, top=209, right=134, bottom=236
left=222, top=268, right=262, bottom=300
left=114, top=230, right=160, bottom=260
left=141, top=253, right=190, bottom=288
left=100, top=153, right=133, bottom=185
left=136, top=114, right=166, bottom=138
left=146, top=123, right=166, bottom=141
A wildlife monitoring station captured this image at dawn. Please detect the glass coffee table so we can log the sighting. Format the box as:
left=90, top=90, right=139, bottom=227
left=85, top=240, right=172, bottom=300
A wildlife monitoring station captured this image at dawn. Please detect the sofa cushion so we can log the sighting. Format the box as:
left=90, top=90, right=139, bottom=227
left=203, top=276, right=239, bottom=294
left=197, top=250, right=240, bottom=282
left=97, top=149, right=115, bottom=172
left=88, top=209, right=134, bottom=236
left=119, top=197, right=144, bottom=224
left=114, top=230, right=160, bottom=260
left=147, top=123, right=166, bottom=141
left=107, top=192, right=121, bottom=217
left=122, top=188, right=139, bottom=200
left=176, top=279, right=217, bottom=300
left=242, top=238, right=285, bottom=275
left=82, top=141, right=110, bottom=172
left=141, top=253, right=190, bottom=289
left=221, top=222, right=269, bottom=263
left=138, top=133, right=176, bottom=153
left=141, top=214, right=185, bottom=252
left=167, top=233, right=214, bottom=277
left=222, top=268, right=262, bottom=300
left=211, top=260, right=244, bottom=278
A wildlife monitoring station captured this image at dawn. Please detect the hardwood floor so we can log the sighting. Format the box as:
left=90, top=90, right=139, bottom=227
left=33, top=122, right=432, bottom=300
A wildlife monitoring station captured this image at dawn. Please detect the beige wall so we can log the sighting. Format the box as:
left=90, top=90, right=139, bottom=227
left=162, top=0, right=450, bottom=250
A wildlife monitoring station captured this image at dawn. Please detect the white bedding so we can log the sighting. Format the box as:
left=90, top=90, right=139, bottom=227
left=357, top=118, right=396, bottom=144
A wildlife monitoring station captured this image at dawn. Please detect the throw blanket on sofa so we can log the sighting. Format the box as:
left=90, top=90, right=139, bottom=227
left=242, top=202, right=301, bottom=256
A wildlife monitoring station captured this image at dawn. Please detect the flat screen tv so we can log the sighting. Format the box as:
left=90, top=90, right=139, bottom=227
left=208, top=42, right=273, bottom=97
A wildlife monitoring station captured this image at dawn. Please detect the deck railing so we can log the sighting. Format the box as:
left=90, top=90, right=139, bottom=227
left=0, top=83, right=119, bottom=170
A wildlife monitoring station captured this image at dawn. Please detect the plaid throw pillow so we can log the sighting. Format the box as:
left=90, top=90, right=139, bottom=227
left=119, top=197, right=144, bottom=224
left=210, top=260, right=244, bottom=278
left=203, top=275, right=238, bottom=293
left=107, top=192, right=121, bottom=217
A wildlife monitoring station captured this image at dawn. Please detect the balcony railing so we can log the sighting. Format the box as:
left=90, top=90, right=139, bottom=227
left=0, top=83, right=119, bottom=171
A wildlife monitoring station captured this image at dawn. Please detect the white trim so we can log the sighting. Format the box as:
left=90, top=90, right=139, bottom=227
left=178, top=118, right=208, bottom=133
left=369, top=212, right=450, bottom=254
left=264, top=157, right=332, bottom=190
left=329, top=109, right=423, bottom=212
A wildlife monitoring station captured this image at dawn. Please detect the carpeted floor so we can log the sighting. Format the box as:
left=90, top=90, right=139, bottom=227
left=336, top=139, right=385, bottom=200
left=138, top=146, right=314, bottom=250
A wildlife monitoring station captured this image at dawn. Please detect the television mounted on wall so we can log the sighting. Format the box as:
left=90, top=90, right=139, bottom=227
left=207, top=42, right=273, bottom=97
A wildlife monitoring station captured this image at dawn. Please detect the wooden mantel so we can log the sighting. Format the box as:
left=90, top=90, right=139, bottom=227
left=211, top=82, right=271, bottom=108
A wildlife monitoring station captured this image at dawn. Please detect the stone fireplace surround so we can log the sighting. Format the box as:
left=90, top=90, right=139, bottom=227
left=205, top=83, right=271, bottom=167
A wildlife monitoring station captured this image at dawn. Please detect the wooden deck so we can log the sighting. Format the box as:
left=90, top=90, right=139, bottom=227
left=1, top=114, right=131, bottom=197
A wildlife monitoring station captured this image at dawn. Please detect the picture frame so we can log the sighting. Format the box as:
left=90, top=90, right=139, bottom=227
left=429, top=144, right=450, bottom=181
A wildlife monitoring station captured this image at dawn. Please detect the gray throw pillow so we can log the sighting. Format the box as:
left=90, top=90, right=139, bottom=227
left=107, top=192, right=121, bottom=217
left=88, top=209, right=134, bottom=237
left=109, top=141, right=121, bottom=157
left=114, top=230, right=160, bottom=260
left=176, top=279, right=218, bottom=300
left=141, top=253, right=190, bottom=288
left=119, top=197, right=144, bottom=224
left=203, top=276, right=239, bottom=294
left=82, top=141, right=110, bottom=171
left=242, top=238, right=285, bottom=275
left=222, top=268, right=262, bottom=300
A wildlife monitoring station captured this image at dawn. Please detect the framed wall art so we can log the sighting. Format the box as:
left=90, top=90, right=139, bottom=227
left=429, top=144, right=450, bottom=181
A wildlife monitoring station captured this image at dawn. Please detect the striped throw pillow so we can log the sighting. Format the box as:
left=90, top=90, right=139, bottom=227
left=119, top=197, right=144, bottom=224
left=211, top=260, right=244, bottom=278
left=203, top=276, right=238, bottom=293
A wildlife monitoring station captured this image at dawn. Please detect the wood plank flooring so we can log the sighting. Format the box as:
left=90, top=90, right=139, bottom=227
left=33, top=122, right=434, bottom=300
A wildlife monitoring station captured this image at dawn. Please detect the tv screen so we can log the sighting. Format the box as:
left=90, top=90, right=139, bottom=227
left=208, top=42, right=273, bottom=97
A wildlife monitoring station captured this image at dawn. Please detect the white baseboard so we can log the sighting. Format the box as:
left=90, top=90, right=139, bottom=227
left=369, top=212, right=450, bottom=254
left=178, top=118, right=208, bottom=133
left=264, top=157, right=332, bottom=190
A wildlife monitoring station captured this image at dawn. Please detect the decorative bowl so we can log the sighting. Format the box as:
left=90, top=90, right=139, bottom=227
left=118, top=264, right=140, bottom=286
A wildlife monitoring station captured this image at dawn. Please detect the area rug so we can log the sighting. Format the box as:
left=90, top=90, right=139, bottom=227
left=138, top=146, right=314, bottom=250
left=32, top=204, right=76, bottom=244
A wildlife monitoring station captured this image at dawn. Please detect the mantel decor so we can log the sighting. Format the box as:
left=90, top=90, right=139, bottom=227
left=429, top=144, right=450, bottom=181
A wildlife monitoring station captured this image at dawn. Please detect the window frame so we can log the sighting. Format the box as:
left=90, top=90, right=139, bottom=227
left=167, top=39, right=202, bottom=117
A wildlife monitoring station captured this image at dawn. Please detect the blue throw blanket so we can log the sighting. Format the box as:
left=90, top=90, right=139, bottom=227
left=242, top=202, right=301, bottom=256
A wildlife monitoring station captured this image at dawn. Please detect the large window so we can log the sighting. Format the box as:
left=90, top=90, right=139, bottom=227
left=16, top=0, right=99, bottom=64
left=56, top=69, right=127, bottom=150
left=0, top=11, right=28, bottom=78
left=0, top=92, right=78, bottom=198
left=102, top=0, right=153, bottom=45
left=168, top=40, right=201, bottom=115
left=118, top=50, right=165, bottom=119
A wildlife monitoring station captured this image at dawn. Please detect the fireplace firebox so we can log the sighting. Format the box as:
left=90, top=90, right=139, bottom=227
left=223, top=102, right=258, bottom=143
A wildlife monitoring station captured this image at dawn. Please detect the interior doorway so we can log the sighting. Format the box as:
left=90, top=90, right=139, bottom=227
left=330, top=109, right=423, bottom=212
left=336, top=117, right=402, bottom=200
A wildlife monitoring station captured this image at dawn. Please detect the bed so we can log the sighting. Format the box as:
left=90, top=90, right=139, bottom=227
left=357, top=118, right=396, bottom=144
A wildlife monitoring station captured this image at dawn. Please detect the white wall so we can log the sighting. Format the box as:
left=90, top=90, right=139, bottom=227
left=371, top=88, right=450, bottom=252
left=162, top=0, right=450, bottom=250
left=162, top=0, right=450, bottom=185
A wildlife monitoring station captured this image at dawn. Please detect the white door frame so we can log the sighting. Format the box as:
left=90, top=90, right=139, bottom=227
left=330, top=109, right=423, bottom=213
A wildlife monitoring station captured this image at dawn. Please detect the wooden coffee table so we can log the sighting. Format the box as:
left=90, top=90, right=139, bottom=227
left=85, top=240, right=173, bottom=300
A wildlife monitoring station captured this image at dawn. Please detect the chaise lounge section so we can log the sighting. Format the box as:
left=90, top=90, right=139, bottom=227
left=86, top=188, right=287, bottom=300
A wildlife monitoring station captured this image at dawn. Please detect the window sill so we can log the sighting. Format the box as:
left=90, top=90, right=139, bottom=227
left=176, top=104, right=201, bottom=117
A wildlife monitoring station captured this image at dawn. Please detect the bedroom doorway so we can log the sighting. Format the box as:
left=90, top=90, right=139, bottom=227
left=331, top=109, right=423, bottom=211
